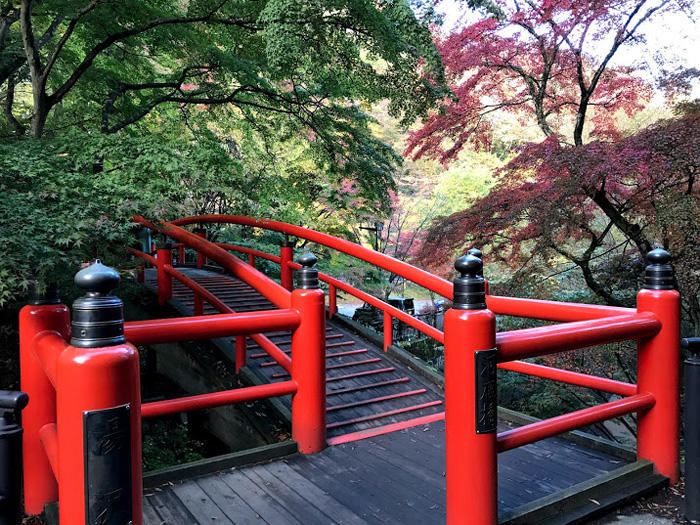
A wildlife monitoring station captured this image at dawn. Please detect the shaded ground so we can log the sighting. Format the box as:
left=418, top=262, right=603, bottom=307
left=591, top=478, right=687, bottom=524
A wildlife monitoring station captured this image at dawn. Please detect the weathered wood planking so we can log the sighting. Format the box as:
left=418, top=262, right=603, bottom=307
left=142, top=420, right=628, bottom=524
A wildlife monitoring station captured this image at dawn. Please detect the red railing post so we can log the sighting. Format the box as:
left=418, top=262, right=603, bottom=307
left=193, top=293, right=203, bottom=316
left=57, top=261, right=142, bottom=525
left=178, top=244, right=185, bottom=265
left=137, top=261, right=144, bottom=283
left=291, top=253, right=326, bottom=453
left=444, top=255, right=497, bottom=525
left=383, top=311, right=392, bottom=351
left=19, top=283, right=68, bottom=515
left=248, top=253, right=255, bottom=267
left=156, top=247, right=172, bottom=305
left=195, top=229, right=207, bottom=268
left=280, top=235, right=294, bottom=291
left=328, top=284, right=337, bottom=319
left=235, top=335, right=246, bottom=373
left=636, top=249, right=681, bottom=483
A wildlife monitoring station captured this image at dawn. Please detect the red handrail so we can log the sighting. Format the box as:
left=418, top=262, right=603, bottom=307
left=497, top=393, right=655, bottom=452
left=174, top=214, right=636, bottom=321
left=124, top=310, right=300, bottom=345
left=133, top=216, right=292, bottom=308
left=141, top=381, right=298, bottom=418
left=496, top=312, right=660, bottom=362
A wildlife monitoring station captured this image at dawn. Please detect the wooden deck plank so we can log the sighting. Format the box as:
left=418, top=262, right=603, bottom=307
left=146, top=488, right=199, bottom=525
left=171, top=480, right=235, bottom=525
left=142, top=494, right=164, bottom=525
left=194, top=474, right=268, bottom=525
left=243, top=464, right=337, bottom=525
left=261, top=461, right=368, bottom=525
left=217, top=468, right=305, bottom=525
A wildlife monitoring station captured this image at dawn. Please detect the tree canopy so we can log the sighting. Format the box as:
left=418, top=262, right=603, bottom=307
left=0, top=0, right=449, bottom=302
left=408, top=0, right=699, bottom=333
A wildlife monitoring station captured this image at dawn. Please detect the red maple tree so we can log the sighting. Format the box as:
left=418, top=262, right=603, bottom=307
left=407, top=0, right=699, bottom=333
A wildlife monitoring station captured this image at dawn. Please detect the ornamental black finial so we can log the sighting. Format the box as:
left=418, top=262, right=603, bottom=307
left=644, top=248, right=674, bottom=290
left=28, top=281, right=61, bottom=306
left=70, top=260, right=125, bottom=348
left=296, top=252, right=319, bottom=289
left=467, top=248, right=483, bottom=277
left=453, top=254, right=486, bottom=310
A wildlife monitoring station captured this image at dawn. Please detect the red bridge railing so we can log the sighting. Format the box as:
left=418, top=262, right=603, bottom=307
left=164, top=215, right=680, bottom=524
left=19, top=214, right=681, bottom=525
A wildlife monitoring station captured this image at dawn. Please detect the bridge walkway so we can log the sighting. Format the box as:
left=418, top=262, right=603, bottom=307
left=140, top=267, right=663, bottom=524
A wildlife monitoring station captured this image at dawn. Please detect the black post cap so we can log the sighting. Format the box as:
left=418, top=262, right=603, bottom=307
left=453, top=254, right=487, bottom=310
left=28, top=281, right=61, bottom=305
left=0, top=390, right=29, bottom=411
left=70, top=260, right=126, bottom=348
left=644, top=248, right=674, bottom=290
left=296, top=252, right=319, bottom=289
left=468, top=248, right=483, bottom=277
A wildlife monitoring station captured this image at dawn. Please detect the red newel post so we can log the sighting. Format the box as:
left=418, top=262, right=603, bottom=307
left=328, top=284, right=337, bottom=319
left=19, top=283, right=68, bottom=515
left=235, top=336, right=246, bottom=374
left=178, top=244, right=185, bottom=265
left=156, top=246, right=172, bottom=305
left=636, top=248, right=680, bottom=483
left=383, top=311, right=392, bottom=352
left=280, top=236, right=294, bottom=291
left=195, top=229, right=207, bottom=268
left=291, top=252, right=326, bottom=453
left=58, top=261, right=142, bottom=525
left=444, top=254, right=497, bottom=525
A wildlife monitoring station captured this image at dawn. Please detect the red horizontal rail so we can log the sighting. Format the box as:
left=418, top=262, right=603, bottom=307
left=486, top=295, right=634, bottom=322
left=133, top=216, right=292, bottom=309
left=124, top=310, right=300, bottom=346
left=33, top=331, right=68, bottom=388
left=141, top=380, right=298, bottom=418
left=497, top=393, right=655, bottom=452
left=326, top=411, right=446, bottom=445
left=38, top=423, right=58, bottom=479
left=498, top=361, right=637, bottom=396
left=496, top=312, right=661, bottom=362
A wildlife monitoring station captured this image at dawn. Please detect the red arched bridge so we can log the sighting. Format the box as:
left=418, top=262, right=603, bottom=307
left=16, top=215, right=681, bottom=524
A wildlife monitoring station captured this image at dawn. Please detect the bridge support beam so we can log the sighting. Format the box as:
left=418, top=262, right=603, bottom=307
left=291, top=253, right=326, bottom=453
left=636, top=249, right=681, bottom=484
left=444, top=255, right=497, bottom=525
left=156, top=247, right=172, bottom=305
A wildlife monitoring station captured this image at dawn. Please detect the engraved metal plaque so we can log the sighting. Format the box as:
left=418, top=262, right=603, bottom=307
left=475, top=349, right=498, bottom=433
left=83, top=404, right=132, bottom=525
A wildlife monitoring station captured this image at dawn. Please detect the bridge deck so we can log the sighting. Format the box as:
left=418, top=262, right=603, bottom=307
left=140, top=266, right=660, bottom=524
left=142, top=419, right=629, bottom=524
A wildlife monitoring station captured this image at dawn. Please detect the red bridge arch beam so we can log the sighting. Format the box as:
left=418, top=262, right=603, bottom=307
left=172, top=214, right=636, bottom=322
left=133, top=216, right=291, bottom=309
